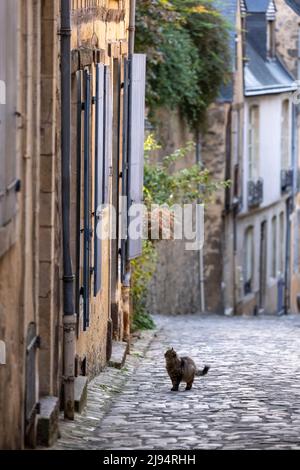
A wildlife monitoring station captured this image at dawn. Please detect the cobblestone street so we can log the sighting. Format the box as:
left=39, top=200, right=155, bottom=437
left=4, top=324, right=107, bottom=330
left=54, top=314, right=300, bottom=450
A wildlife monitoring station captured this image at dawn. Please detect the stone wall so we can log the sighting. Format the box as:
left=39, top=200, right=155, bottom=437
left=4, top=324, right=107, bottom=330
left=276, top=0, right=300, bottom=313
left=0, top=0, right=46, bottom=448
left=147, top=105, right=230, bottom=315
left=69, top=0, right=130, bottom=378
left=276, top=0, right=299, bottom=79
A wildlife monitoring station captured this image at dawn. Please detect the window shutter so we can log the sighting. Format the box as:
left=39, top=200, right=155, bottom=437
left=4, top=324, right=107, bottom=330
left=0, top=0, right=6, bottom=227
left=83, top=69, right=91, bottom=330
left=75, top=70, right=82, bottom=322
left=94, top=63, right=105, bottom=296
left=0, top=0, right=18, bottom=229
left=103, top=66, right=112, bottom=204
left=121, top=59, right=130, bottom=281
left=127, top=54, right=146, bottom=260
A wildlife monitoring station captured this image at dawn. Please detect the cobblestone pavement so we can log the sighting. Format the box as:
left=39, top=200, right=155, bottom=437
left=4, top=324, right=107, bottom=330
left=54, top=314, right=300, bottom=450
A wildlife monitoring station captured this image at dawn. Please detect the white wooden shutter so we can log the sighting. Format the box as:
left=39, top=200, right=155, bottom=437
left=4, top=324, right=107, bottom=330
left=94, top=63, right=105, bottom=296
left=0, top=0, right=6, bottom=226
left=0, top=0, right=18, bottom=229
left=103, top=66, right=113, bottom=204
left=127, top=54, right=146, bottom=260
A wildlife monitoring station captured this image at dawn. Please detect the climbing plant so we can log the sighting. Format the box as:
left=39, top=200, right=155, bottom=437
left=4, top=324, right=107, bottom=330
left=131, top=136, right=230, bottom=331
left=135, top=0, right=232, bottom=131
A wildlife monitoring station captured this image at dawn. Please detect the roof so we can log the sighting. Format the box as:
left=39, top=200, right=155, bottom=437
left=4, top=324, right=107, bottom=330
left=244, top=0, right=270, bottom=12
left=244, top=42, right=297, bottom=95
left=215, top=0, right=238, bottom=102
left=285, top=0, right=300, bottom=15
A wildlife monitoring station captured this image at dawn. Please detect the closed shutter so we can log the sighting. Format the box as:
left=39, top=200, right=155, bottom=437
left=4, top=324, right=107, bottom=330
left=83, top=69, right=91, bottom=330
left=94, top=63, right=105, bottom=296
left=103, top=66, right=113, bottom=204
left=0, top=0, right=6, bottom=225
left=75, top=70, right=82, bottom=322
left=127, top=54, right=146, bottom=260
left=121, top=59, right=130, bottom=280
left=0, top=0, right=18, bottom=229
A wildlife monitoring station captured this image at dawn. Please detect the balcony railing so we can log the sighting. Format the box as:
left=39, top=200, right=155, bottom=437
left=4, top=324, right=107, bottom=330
left=281, top=169, right=293, bottom=193
left=247, top=178, right=263, bottom=208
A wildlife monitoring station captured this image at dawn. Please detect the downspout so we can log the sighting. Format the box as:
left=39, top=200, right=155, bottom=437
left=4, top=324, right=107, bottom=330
left=195, top=131, right=205, bottom=313
left=284, top=197, right=292, bottom=315
left=61, top=0, right=76, bottom=419
left=128, top=0, right=136, bottom=56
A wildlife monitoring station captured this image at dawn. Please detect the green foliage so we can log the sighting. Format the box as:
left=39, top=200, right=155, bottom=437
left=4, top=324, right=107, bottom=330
left=131, top=135, right=231, bottom=331
left=135, top=0, right=232, bottom=130
left=131, top=240, right=157, bottom=332
left=144, top=135, right=230, bottom=206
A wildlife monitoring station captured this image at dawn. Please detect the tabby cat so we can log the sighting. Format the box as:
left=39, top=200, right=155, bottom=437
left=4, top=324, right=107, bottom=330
left=165, top=347, right=209, bottom=391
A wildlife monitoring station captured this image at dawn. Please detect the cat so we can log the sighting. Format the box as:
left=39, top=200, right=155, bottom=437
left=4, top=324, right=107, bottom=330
left=164, top=347, right=209, bottom=391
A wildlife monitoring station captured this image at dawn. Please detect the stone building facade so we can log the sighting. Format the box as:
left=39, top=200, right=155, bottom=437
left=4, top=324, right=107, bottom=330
left=276, top=0, right=300, bottom=314
left=147, top=0, right=244, bottom=315
left=148, top=0, right=300, bottom=318
left=0, top=0, right=143, bottom=449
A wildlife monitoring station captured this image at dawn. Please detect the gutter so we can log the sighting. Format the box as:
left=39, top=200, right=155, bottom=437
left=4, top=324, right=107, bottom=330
left=245, top=85, right=297, bottom=97
left=61, top=0, right=76, bottom=420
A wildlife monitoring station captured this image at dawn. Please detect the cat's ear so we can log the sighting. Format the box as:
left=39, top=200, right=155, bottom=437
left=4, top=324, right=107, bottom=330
left=171, top=347, right=174, bottom=351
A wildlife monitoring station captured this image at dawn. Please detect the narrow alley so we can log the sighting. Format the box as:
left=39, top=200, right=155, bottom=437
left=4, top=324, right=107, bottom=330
left=53, top=315, right=300, bottom=450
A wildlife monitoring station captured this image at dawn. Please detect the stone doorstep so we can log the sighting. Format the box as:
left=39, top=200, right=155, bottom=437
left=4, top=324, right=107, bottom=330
left=37, top=396, right=60, bottom=447
left=74, top=376, right=88, bottom=414
left=108, top=340, right=129, bottom=369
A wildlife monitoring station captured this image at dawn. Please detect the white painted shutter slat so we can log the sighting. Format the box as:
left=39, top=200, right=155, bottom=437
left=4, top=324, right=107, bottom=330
left=127, top=54, right=146, bottom=260
left=94, top=63, right=105, bottom=296
left=0, top=0, right=6, bottom=226
left=0, top=0, right=18, bottom=228
left=104, top=66, right=113, bottom=204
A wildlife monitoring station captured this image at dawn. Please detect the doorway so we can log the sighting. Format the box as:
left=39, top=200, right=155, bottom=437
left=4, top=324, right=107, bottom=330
left=259, top=221, right=267, bottom=311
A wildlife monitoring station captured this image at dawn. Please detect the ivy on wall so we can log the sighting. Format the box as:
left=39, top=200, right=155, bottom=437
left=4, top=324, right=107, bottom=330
left=135, top=0, right=231, bottom=130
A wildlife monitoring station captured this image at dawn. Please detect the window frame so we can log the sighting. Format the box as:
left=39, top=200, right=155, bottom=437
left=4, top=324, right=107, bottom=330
left=280, top=99, right=290, bottom=170
left=244, top=226, right=254, bottom=295
left=248, top=105, right=259, bottom=181
left=271, top=215, right=277, bottom=279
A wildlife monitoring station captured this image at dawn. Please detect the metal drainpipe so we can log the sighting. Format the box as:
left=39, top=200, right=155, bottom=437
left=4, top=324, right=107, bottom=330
left=61, top=0, right=76, bottom=420
left=128, top=0, right=136, bottom=56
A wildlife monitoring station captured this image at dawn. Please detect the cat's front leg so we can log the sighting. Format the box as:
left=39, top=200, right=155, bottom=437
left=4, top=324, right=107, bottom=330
left=171, top=378, right=180, bottom=391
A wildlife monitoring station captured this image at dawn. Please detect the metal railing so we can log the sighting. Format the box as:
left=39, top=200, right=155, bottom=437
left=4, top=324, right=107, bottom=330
left=281, top=168, right=293, bottom=193
left=247, top=178, right=263, bottom=208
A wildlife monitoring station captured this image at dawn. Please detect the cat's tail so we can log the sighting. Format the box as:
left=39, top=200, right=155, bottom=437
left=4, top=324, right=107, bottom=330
left=195, top=365, right=210, bottom=377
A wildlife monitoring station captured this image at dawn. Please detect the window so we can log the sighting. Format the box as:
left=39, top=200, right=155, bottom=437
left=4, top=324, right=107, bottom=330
left=244, top=226, right=254, bottom=294
left=248, top=105, right=259, bottom=180
left=267, top=20, right=276, bottom=59
left=281, top=100, right=290, bottom=170
left=279, top=212, right=285, bottom=275
left=271, top=216, right=277, bottom=278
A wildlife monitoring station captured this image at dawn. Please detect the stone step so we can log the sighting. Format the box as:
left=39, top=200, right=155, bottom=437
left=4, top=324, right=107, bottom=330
left=74, top=375, right=88, bottom=413
left=108, top=341, right=129, bottom=369
left=37, top=396, right=59, bottom=447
